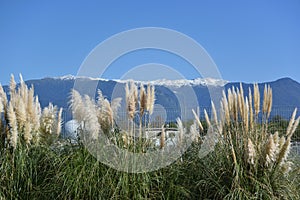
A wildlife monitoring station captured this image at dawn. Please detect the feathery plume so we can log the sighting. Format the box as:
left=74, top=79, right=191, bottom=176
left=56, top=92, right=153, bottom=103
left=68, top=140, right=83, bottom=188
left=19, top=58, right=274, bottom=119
left=267, top=86, right=272, bottom=118
left=27, top=87, right=34, bottom=119
left=265, top=134, right=276, bottom=167
left=277, top=137, right=291, bottom=165
left=291, top=116, right=300, bottom=137
left=211, top=101, right=218, bottom=125
left=56, top=108, right=63, bottom=136
left=146, top=84, right=151, bottom=111
left=139, top=84, right=147, bottom=116
left=125, top=82, right=136, bottom=119
left=131, top=81, right=138, bottom=108
left=232, top=89, right=238, bottom=122
left=244, top=97, right=249, bottom=132
left=15, top=98, right=26, bottom=130
left=262, top=85, right=272, bottom=118
left=0, top=84, right=7, bottom=110
left=83, top=95, right=100, bottom=140
left=176, top=118, right=184, bottom=147
left=248, top=88, right=254, bottom=130
left=253, top=83, right=260, bottom=116
left=286, top=108, right=297, bottom=137
left=70, top=89, right=85, bottom=122
left=149, top=85, right=155, bottom=115
left=204, top=109, right=211, bottom=127
left=103, top=99, right=113, bottom=126
left=222, top=90, right=230, bottom=125
left=192, top=109, right=203, bottom=131
left=9, top=74, right=16, bottom=96
left=247, top=138, right=256, bottom=165
left=263, top=85, right=268, bottom=114
left=278, top=136, right=286, bottom=152
left=227, top=88, right=233, bottom=115
left=7, top=102, right=18, bottom=149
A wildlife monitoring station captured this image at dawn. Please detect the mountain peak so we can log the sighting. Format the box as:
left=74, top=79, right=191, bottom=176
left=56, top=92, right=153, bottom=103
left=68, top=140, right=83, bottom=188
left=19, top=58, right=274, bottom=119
left=53, top=75, right=228, bottom=87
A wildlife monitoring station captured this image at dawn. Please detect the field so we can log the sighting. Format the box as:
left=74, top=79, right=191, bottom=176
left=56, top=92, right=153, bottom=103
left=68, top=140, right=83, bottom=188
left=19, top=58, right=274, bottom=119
left=1, top=75, right=300, bottom=199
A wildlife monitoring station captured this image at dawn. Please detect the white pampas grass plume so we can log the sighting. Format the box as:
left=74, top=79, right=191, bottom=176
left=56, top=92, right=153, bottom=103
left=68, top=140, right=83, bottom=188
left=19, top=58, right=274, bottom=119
left=192, top=109, right=203, bottom=131
left=41, top=103, right=56, bottom=135
left=227, top=88, right=233, bottom=113
left=273, top=131, right=280, bottom=156
left=211, top=101, right=218, bottom=125
left=204, top=109, right=211, bottom=128
left=148, top=85, right=155, bottom=115
left=278, top=136, right=286, bottom=152
left=248, top=88, right=254, bottom=130
left=32, top=96, right=41, bottom=133
left=139, top=84, right=147, bottom=116
left=232, top=88, right=238, bottom=121
left=277, top=137, right=291, bottom=165
left=176, top=118, right=185, bottom=147
left=127, top=95, right=136, bottom=120
left=56, top=108, right=63, bottom=136
left=9, top=74, right=16, bottom=96
left=263, top=85, right=268, bottom=114
left=19, top=74, right=28, bottom=103
left=286, top=108, right=297, bottom=137
left=253, top=83, right=260, bottom=116
left=265, top=134, right=276, bottom=167
left=70, top=89, right=85, bottom=122
left=125, top=82, right=136, bottom=119
left=27, top=87, right=34, bottom=119
left=244, top=97, right=249, bottom=132
left=262, top=85, right=272, bottom=118
left=131, top=81, right=138, bottom=108
left=247, top=138, right=256, bottom=165
left=291, top=116, right=300, bottom=137
left=222, top=91, right=230, bottom=125
left=267, top=86, right=272, bottom=118
left=15, top=98, right=26, bottom=130
left=103, top=99, right=113, bottom=125
left=83, top=95, right=100, bottom=141
left=0, top=84, right=7, bottom=109
left=8, top=102, right=18, bottom=149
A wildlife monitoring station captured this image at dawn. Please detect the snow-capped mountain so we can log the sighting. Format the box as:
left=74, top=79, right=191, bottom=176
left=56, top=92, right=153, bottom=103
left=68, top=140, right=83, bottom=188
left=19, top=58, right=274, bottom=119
left=53, top=75, right=228, bottom=87
left=2, top=76, right=300, bottom=121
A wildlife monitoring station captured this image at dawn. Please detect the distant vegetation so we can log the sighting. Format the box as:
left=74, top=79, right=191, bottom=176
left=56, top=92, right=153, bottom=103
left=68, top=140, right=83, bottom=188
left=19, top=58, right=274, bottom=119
left=0, top=74, right=300, bottom=199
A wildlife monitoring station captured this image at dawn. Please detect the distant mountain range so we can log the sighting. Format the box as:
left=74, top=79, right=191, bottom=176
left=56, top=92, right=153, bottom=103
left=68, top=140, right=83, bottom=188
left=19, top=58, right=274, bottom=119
left=2, top=75, right=300, bottom=121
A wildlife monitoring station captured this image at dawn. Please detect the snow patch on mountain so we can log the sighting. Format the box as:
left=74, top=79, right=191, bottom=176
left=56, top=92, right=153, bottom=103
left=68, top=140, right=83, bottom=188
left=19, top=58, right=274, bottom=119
left=54, top=75, right=228, bottom=87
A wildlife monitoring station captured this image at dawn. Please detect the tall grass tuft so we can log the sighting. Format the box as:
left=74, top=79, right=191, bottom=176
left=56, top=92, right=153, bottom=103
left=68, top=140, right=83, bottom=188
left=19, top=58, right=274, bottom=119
left=195, top=83, right=300, bottom=199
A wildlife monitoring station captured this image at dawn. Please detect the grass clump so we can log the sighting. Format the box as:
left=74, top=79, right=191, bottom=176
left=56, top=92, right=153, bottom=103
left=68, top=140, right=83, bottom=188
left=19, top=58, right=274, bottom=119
left=0, top=74, right=63, bottom=199
left=195, top=83, right=300, bottom=199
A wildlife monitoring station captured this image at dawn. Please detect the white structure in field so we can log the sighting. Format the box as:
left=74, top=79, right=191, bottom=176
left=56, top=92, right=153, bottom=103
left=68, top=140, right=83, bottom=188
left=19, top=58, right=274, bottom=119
left=64, top=120, right=80, bottom=142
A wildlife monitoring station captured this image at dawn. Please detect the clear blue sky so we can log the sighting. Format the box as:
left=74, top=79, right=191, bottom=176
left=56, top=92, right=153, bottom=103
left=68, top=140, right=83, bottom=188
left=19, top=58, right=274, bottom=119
left=0, top=0, right=299, bottom=85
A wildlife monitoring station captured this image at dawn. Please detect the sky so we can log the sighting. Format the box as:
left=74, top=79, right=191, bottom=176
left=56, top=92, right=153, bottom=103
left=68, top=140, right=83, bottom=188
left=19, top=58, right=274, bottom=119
left=0, top=0, right=299, bottom=85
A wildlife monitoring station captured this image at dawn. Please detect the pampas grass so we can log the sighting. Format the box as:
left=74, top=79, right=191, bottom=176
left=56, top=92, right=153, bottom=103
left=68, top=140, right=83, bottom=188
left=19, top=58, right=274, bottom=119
left=0, top=74, right=62, bottom=148
left=7, top=102, right=18, bottom=149
left=194, top=83, right=300, bottom=199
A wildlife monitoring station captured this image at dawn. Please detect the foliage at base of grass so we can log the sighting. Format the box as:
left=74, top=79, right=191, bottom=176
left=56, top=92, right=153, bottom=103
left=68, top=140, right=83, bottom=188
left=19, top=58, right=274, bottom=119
left=0, top=140, right=299, bottom=199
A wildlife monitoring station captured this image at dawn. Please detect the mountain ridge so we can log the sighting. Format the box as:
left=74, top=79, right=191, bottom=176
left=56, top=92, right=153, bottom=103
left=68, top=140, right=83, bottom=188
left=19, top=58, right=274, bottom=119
left=2, top=76, right=300, bottom=120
